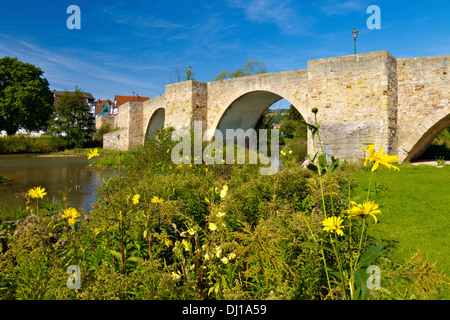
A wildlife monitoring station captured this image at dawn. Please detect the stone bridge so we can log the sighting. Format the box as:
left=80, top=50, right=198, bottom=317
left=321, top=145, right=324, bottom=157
left=97, top=50, right=449, bottom=163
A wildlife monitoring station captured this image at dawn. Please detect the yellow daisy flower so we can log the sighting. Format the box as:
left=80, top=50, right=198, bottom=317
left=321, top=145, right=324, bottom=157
left=132, top=194, right=140, bottom=204
left=345, top=200, right=382, bottom=223
left=61, top=207, right=80, bottom=226
left=87, top=148, right=100, bottom=160
left=322, top=216, right=344, bottom=236
left=28, top=186, right=47, bottom=199
left=150, top=196, right=164, bottom=204
left=361, top=144, right=400, bottom=172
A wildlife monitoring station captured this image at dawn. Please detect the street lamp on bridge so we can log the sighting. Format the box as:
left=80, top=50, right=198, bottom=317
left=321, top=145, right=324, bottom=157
left=352, top=28, right=358, bottom=54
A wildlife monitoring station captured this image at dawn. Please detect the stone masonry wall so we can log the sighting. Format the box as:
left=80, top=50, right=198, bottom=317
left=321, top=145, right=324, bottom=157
left=103, top=128, right=128, bottom=151
left=306, top=51, right=397, bottom=161
left=95, top=115, right=115, bottom=131
left=396, top=55, right=449, bottom=161
left=142, top=94, right=165, bottom=137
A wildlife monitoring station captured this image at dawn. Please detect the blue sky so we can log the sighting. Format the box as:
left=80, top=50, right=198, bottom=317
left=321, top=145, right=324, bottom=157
left=0, top=0, right=449, bottom=102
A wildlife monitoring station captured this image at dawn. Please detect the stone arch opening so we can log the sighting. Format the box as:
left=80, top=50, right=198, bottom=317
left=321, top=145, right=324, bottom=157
left=213, top=90, right=308, bottom=161
left=400, top=110, right=450, bottom=162
left=145, top=108, right=165, bottom=139
left=215, top=90, right=306, bottom=133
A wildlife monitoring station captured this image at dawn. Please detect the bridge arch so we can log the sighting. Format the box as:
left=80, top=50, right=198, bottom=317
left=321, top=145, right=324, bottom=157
left=145, top=107, right=165, bottom=139
left=210, top=89, right=308, bottom=139
left=398, top=106, right=450, bottom=162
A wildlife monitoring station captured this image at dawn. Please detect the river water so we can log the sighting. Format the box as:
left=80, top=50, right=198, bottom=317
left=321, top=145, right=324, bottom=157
left=0, top=154, right=107, bottom=212
left=0, top=143, right=306, bottom=213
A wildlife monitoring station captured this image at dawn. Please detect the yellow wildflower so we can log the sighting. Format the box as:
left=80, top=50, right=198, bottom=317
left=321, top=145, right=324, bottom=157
left=361, top=143, right=400, bottom=172
left=217, top=211, right=226, bottom=218
left=164, top=238, right=173, bottom=247
left=87, top=148, right=100, bottom=160
left=187, top=228, right=196, bottom=235
left=345, top=200, right=382, bottom=223
left=150, top=196, right=164, bottom=204
left=28, top=186, right=47, bottom=199
left=221, top=257, right=229, bottom=264
left=208, top=223, right=217, bottom=231
left=182, top=239, right=191, bottom=251
left=132, top=194, right=140, bottom=204
left=215, top=246, right=222, bottom=258
left=171, top=270, right=181, bottom=280
left=61, top=207, right=80, bottom=226
left=322, top=216, right=344, bottom=236
left=228, top=252, right=236, bottom=260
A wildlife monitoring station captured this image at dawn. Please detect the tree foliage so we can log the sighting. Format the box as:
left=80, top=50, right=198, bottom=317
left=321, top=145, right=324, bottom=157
left=279, top=105, right=307, bottom=140
left=0, top=56, right=54, bottom=135
left=48, top=88, right=94, bottom=147
left=213, top=60, right=267, bottom=81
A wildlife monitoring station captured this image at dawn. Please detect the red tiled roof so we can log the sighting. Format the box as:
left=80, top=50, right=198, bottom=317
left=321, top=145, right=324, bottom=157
left=115, top=95, right=150, bottom=107
left=95, top=99, right=114, bottom=115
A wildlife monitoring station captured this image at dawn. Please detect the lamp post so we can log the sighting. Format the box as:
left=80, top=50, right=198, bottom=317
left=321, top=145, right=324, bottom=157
left=352, top=28, right=358, bottom=54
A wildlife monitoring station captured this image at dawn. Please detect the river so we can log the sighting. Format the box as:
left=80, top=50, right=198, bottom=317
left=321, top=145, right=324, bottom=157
left=0, top=154, right=109, bottom=213
left=0, top=143, right=306, bottom=213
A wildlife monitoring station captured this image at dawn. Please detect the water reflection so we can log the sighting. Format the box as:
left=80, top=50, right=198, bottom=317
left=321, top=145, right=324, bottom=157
left=0, top=154, right=110, bottom=212
left=0, top=144, right=307, bottom=212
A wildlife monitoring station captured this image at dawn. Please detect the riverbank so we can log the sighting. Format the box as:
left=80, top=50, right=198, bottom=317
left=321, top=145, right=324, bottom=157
left=0, top=134, right=70, bottom=154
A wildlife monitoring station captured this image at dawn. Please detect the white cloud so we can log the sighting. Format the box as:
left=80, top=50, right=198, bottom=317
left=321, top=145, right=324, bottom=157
left=0, top=34, right=162, bottom=99
left=319, top=0, right=367, bottom=16
left=227, top=0, right=314, bottom=35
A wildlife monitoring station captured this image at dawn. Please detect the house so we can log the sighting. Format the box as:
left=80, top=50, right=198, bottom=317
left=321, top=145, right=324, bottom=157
left=111, top=94, right=150, bottom=115
left=52, top=90, right=96, bottom=115
left=94, top=99, right=114, bottom=117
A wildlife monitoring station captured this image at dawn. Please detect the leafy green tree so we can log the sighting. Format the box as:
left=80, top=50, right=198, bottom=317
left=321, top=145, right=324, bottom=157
left=48, top=88, right=94, bottom=147
left=287, top=104, right=302, bottom=121
left=0, top=56, right=53, bottom=135
left=280, top=119, right=298, bottom=138
left=213, top=60, right=267, bottom=81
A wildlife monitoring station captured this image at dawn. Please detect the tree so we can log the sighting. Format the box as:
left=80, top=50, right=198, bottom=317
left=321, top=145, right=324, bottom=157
left=48, top=88, right=94, bottom=147
left=287, top=104, right=302, bottom=121
left=279, top=105, right=307, bottom=140
left=0, top=56, right=54, bottom=135
left=213, top=60, right=267, bottom=81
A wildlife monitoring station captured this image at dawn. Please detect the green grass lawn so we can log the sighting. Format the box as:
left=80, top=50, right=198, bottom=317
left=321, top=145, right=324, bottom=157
left=350, top=164, right=450, bottom=280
